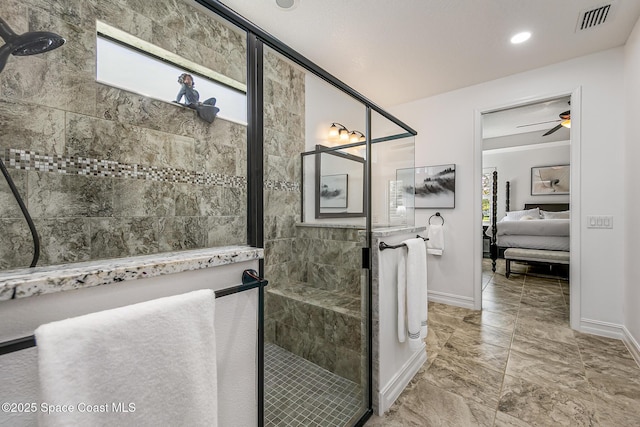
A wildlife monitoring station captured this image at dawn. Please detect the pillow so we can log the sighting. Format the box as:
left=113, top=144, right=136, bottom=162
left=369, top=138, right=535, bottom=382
left=505, top=207, right=540, bottom=221
left=519, top=215, right=537, bottom=221
left=541, top=210, right=570, bottom=219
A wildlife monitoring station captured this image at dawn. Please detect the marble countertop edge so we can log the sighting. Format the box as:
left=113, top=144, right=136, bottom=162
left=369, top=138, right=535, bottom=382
left=0, top=246, right=264, bottom=302
left=371, top=226, right=427, bottom=237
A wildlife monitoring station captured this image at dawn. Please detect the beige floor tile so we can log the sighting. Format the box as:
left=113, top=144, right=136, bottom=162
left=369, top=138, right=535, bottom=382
left=481, top=298, right=520, bottom=316
left=429, top=301, right=477, bottom=319
left=366, top=381, right=495, bottom=427
left=440, top=329, right=510, bottom=372
left=493, top=410, right=536, bottom=426
left=497, top=375, right=598, bottom=426
left=519, top=292, right=567, bottom=312
left=511, top=332, right=582, bottom=366
left=422, top=354, right=504, bottom=408
left=505, top=349, right=592, bottom=399
left=461, top=310, right=517, bottom=333
left=516, top=305, right=570, bottom=328
left=369, top=262, right=639, bottom=427
left=425, top=321, right=455, bottom=354
left=454, top=322, right=514, bottom=349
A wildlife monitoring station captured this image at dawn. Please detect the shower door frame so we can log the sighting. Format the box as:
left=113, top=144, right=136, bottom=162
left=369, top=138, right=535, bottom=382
left=194, top=1, right=417, bottom=426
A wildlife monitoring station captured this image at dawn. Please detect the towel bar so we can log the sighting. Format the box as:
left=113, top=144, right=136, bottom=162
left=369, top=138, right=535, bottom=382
left=0, top=269, right=269, bottom=356
left=379, top=235, right=428, bottom=251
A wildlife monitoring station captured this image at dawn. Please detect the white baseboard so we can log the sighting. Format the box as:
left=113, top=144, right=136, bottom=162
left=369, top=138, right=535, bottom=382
left=377, top=346, right=427, bottom=416
left=622, top=326, right=640, bottom=368
left=579, top=318, right=624, bottom=339
left=428, top=290, right=475, bottom=309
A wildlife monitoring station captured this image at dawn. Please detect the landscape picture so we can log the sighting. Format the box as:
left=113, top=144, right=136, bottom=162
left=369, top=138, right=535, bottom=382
left=403, top=164, right=456, bottom=208
left=320, top=174, right=348, bottom=208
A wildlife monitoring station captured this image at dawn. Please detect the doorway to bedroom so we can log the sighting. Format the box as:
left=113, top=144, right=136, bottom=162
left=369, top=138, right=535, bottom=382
left=479, top=95, right=572, bottom=328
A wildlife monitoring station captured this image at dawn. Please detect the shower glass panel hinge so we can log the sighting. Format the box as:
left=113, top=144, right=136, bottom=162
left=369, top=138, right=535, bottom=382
left=361, top=247, right=371, bottom=269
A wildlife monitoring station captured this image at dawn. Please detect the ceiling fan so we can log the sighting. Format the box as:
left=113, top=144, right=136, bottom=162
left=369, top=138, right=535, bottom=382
left=542, top=110, right=571, bottom=136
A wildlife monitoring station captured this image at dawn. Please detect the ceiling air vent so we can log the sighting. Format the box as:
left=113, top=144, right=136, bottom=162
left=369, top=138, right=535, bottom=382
left=576, top=3, right=614, bottom=31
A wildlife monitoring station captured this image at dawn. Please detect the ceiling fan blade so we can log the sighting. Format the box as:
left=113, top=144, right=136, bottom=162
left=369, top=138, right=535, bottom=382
left=516, top=119, right=561, bottom=129
left=542, top=124, right=563, bottom=136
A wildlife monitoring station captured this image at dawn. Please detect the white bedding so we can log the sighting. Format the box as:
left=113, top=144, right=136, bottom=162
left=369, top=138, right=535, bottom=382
left=485, top=218, right=570, bottom=251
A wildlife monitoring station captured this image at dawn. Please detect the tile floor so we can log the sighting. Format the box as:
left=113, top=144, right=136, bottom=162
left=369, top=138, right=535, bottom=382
left=366, top=259, right=640, bottom=426
left=264, top=343, right=363, bottom=427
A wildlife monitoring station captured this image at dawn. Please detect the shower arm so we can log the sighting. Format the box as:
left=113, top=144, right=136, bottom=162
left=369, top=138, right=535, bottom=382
left=0, top=157, right=39, bottom=269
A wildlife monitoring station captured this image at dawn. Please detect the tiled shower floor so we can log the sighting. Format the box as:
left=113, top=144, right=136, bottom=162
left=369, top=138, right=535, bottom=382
left=265, top=343, right=362, bottom=427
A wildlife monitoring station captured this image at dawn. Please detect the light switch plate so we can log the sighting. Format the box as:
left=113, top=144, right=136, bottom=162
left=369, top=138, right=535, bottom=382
left=587, top=215, right=613, bottom=229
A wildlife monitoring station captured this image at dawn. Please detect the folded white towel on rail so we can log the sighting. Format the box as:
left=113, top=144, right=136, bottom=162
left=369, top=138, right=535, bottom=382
left=397, top=238, right=428, bottom=351
left=427, top=224, right=444, bottom=255
left=35, top=290, right=218, bottom=427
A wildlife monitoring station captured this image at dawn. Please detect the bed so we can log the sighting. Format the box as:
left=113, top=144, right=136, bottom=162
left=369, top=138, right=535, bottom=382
left=486, top=174, right=570, bottom=272
left=494, top=203, right=570, bottom=251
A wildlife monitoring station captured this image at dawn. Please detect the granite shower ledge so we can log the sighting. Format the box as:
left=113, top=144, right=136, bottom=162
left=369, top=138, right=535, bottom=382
left=0, top=246, right=263, bottom=302
left=371, top=225, right=426, bottom=237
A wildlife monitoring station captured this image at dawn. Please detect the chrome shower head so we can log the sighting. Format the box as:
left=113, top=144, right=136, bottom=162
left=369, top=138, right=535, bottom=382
left=0, top=17, right=65, bottom=73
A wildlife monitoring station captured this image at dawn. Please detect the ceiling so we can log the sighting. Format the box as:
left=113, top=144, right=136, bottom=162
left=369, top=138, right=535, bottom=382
left=217, top=0, right=640, bottom=107
left=482, top=96, right=571, bottom=140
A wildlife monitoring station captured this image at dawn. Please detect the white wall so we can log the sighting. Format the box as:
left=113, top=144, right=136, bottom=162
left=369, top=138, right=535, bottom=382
left=303, top=74, right=367, bottom=226
left=373, top=230, right=427, bottom=415
left=624, top=17, right=640, bottom=357
left=0, top=260, right=259, bottom=427
left=304, top=74, right=416, bottom=227
left=483, top=141, right=570, bottom=220
left=391, top=48, right=626, bottom=329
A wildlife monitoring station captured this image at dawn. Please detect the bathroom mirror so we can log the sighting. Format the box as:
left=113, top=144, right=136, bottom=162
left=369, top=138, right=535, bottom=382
left=95, top=21, right=247, bottom=124
left=315, top=145, right=365, bottom=218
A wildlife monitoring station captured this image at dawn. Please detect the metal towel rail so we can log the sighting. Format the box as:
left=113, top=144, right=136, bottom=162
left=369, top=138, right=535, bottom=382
left=379, top=235, right=428, bottom=251
left=0, top=269, right=269, bottom=356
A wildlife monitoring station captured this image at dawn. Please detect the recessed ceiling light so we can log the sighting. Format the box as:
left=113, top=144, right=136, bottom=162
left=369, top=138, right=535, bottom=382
left=275, top=0, right=298, bottom=10
left=510, top=31, right=531, bottom=44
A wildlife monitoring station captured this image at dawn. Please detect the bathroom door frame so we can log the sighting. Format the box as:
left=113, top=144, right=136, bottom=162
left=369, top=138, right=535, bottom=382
left=473, top=87, right=582, bottom=330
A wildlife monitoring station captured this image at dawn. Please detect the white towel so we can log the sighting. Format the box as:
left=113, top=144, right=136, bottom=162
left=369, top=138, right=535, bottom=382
left=427, top=224, right=444, bottom=255
left=398, top=238, right=428, bottom=351
left=35, top=290, right=217, bottom=427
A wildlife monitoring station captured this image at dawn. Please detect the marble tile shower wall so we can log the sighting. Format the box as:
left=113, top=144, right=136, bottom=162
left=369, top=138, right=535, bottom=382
left=0, top=0, right=248, bottom=270
left=292, top=227, right=362, bottom=295
left=262, top=48, right=305, bottom=286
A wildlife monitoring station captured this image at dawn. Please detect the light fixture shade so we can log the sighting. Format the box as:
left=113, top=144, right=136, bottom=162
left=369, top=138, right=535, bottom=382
left=561, top=119, right=571, bottom=129
left=339, top=128, right=349, bottom=140
left=328, top=123, right=339, bottom=138
left=349, top=131, right=359, bottom=143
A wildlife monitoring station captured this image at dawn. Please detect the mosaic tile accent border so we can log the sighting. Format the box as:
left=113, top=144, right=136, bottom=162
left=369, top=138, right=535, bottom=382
left=264, top=179, right=299, bottom=192
left=2, top=148, right=247, bottom=187
left=2, top=148, right=300, bottom=191
left=265, top=343, right=362, bottom=427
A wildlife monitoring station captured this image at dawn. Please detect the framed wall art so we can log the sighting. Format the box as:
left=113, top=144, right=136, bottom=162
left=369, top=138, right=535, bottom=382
left=531, top=165, right=570, bottom=195
left=397, top=164, right=455, bottom=209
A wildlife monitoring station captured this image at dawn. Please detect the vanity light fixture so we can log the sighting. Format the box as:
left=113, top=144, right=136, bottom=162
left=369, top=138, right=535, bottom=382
left=328, top=122, right=347, bottom=138
left=349, top=130, right=366, bottom=143
left=510, top=31, right=531, bottom=44
left=328, top=123, right=365, bottom=143
left=561, top=119, right=571, bottom=129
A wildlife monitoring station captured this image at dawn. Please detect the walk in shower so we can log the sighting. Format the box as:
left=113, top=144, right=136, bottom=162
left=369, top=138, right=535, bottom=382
left=262, top=45, right=415, bottom=425
left=0, top=0, right=415, bottom=425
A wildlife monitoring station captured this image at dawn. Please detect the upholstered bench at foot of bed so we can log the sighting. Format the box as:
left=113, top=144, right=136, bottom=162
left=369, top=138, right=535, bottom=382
left=504, top=248, right=570, bottom=278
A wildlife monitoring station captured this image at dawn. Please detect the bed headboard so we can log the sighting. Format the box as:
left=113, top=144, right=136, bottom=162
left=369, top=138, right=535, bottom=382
left=524, top=203, right=569, bottom=212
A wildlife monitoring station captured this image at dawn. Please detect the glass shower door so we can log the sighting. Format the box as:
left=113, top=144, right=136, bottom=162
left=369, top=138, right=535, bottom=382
left=262, top=45, right=371, bottom=426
